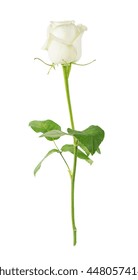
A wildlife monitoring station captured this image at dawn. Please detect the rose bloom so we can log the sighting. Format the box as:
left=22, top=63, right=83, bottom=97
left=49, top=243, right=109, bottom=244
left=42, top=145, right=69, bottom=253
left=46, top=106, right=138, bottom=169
left=42, top=21, right=87, bottom=64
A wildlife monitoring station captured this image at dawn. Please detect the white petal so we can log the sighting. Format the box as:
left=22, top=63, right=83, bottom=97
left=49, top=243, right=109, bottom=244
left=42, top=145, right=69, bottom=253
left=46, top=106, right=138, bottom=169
left=42, top=39, right=49, bottom=50
left=51, top=23, right=78, bottom=44
left=42, top=24, right=54, bottom=50
left=72, top=25, right=87, bottom=61
left=48, top=40, right=77, bottom=64
left=50, top=21, right=75, bottom=28
left=73, top=34, right=82, bottom=61
left=77, top=24, right=87, bottom=33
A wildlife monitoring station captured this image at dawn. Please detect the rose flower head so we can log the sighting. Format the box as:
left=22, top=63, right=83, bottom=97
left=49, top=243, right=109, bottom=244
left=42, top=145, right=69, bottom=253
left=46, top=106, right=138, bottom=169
left=42, top=21, right=87, bottom=64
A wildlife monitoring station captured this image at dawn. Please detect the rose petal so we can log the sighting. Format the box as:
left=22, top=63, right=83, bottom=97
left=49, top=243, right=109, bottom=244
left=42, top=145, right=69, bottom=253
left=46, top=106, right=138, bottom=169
left=52, top=23, right=78, bottom=44
left=48, top=40, right=77, bottom=64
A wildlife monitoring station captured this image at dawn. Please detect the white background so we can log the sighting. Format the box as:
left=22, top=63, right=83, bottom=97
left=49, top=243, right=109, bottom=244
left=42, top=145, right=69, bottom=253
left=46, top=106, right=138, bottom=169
left=0, top=0, right=138, bottom=279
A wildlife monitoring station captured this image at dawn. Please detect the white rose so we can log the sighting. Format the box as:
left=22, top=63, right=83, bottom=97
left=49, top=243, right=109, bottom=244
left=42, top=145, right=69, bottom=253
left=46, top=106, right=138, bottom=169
left=42, top=21, right=87, bottom=64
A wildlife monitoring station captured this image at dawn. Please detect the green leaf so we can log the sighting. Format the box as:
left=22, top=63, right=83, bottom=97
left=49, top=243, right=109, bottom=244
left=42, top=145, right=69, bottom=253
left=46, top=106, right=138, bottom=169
left=40, top=130, right=67, bottom=139
left=68, top=125, right=105, bottom=155
left=34, top=149, right=60, bottom=176
left=29, top=119, right=61, bottom=133
left=29, top=119, right=61, bottom=140
left=79, top=141, right=101, bottom=155
left=78, top=141, right=90, bottom=156
left=61, top=144, right=93, bottom=165
left=97, top=147, right=101, bottom=154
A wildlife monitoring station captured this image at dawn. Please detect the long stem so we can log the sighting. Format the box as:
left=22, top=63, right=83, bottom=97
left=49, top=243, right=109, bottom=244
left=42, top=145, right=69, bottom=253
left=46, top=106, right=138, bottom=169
left=62, top=65, right=75, bottom=130
left=62, top=64, right=78, bottom=246
left=71, top=143, right=77, bottom=245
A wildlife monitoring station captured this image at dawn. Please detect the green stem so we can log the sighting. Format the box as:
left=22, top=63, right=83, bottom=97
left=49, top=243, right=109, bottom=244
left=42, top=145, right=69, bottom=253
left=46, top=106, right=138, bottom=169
left=71, top=143, right=77, bottom=245
left=62, top=65, right=75, bottom=130
left=62, top=64, right=77, bottom=246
